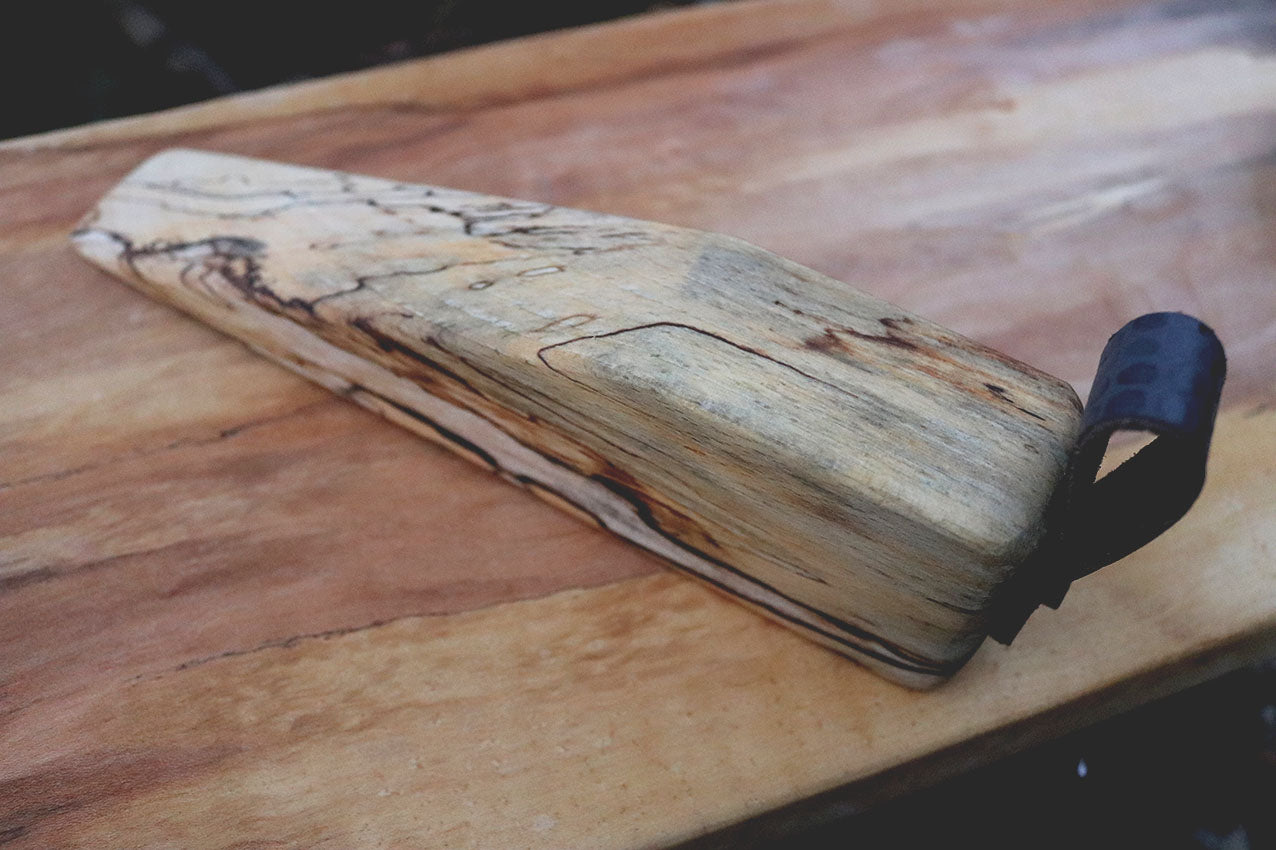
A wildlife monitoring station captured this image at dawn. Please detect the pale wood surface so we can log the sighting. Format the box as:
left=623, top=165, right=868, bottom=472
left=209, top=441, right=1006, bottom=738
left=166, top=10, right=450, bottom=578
left=3, top=0, right=1275, bottom=846
left=73, top=149, right=1082, bottom=686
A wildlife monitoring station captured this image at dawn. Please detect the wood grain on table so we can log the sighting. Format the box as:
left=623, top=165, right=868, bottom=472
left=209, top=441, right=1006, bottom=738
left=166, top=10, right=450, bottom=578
left=2, top=0, right=1275, bottom=846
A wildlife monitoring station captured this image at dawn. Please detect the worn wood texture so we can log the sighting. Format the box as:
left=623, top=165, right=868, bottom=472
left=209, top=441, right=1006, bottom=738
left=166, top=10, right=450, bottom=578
left=3, top=0, right=1275, bottom=845
left=73, top=149, right=1082, bottom=687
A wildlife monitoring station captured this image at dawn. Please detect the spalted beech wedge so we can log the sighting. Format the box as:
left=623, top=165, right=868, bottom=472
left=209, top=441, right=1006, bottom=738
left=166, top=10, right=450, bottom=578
left=72, top=150, right=1222, bottom=687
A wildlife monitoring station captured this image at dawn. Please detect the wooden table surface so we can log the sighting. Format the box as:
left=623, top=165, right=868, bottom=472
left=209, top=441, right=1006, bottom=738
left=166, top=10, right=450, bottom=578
left=3, top=0, right=1274, bottom=846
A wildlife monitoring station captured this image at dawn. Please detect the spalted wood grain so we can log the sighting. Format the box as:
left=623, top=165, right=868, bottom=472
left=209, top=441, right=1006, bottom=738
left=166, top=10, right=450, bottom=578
left=3, top=0, right=1276, bottom=845
left=73, top=149, right=1080, bottom=686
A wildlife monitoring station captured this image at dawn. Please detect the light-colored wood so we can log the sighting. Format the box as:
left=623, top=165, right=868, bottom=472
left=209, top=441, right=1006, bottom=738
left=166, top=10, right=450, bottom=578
left=3, top=0, right=1275, bottom=845
left=73, top=149, right=1081, bottom=687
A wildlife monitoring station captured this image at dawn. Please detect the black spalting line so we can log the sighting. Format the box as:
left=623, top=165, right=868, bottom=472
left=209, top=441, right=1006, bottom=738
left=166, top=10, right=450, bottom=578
left=805, top=324, right=920, bottom=353
left=353, top=254, right=541, bottom=288
left=349, top=316, right=492, bottom=402
left=535, top=320, right=865, bottom=403
left=923, top=593, right=983, bottom=617
left=985, top=382, right=1047, bottom=422
left=512, top=474, right=608, bottom=530
left=484, top=223, right=660, bottom=256
left=131, top=180, right=304, bottom=201
left=344, top=384, right=500, bottom=472
left=363, top=194, right=552, bottom=238
left=77, top=228, right=350, bottom=319
left=777, top=297, right=1056, bottom=426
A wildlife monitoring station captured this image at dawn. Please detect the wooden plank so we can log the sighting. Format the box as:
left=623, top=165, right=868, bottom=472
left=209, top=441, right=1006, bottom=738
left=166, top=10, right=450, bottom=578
left=2, top=405, right=1273, bottom=849
left=73, top=149, right=1081, bottom=687
left=2, top=0, right=1275, bottom=845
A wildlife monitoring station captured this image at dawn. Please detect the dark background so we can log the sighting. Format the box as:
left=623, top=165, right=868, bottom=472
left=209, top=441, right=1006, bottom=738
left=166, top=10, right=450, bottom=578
left=6, top=0, right=700, bottom=139
left=776, top=663, right=1276, bottom=850
left=8, top=3, right=1275, bottom=848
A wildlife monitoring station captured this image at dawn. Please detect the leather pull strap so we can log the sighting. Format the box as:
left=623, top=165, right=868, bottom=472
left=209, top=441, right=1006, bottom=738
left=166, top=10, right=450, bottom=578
left=989, top=312, right=1227, bottom=644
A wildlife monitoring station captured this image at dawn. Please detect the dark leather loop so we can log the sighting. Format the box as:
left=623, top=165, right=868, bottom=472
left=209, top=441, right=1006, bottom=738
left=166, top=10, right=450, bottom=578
left=989, top=312, right=1226, bottom=644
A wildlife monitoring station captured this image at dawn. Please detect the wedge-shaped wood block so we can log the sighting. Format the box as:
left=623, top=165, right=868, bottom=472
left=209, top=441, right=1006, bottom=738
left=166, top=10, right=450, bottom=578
left=73, top=150, right=1082, bottom=687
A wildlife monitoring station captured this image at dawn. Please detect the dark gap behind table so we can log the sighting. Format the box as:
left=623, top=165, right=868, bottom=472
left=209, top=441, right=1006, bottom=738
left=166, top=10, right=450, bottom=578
left=4, top=0, right=701, bottom=139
